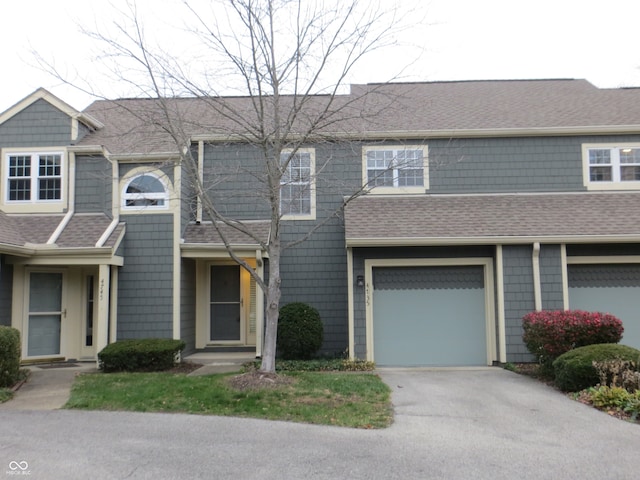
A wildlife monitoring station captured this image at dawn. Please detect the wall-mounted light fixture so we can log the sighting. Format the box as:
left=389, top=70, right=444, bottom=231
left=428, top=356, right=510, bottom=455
left=356, top=275, right=364, bottom=287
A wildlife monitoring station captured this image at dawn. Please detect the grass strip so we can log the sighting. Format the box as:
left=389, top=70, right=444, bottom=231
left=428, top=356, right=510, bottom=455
left=65, top=371, right=392, bottom=429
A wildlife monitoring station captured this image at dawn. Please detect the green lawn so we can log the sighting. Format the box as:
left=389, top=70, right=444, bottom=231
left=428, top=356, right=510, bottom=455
left=65, top=371, right=393, bottom=429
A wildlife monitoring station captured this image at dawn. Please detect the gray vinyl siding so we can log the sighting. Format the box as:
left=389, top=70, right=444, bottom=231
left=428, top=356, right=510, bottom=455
left=0, top=258, right=12, bottom=326
left=540, top=245, right=564, bottom=310
left=180, top=258, right=196, bottom=354
left=502, top=245, right=535, bottom=362
left=117, top=214, right=174, bottom=339
left=0, top=99, right=72, bottom=146
left=75, top=156, right=112, bottom=214
left=428, top=134, right=640, bottom=193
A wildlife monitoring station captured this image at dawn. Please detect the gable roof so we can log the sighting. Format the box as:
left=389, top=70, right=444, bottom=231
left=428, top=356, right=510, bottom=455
left=0, top=88, right=103, bottom=131
left=78, top=79, right=640, bottom=156
left=344, top=191, right=640, bottom=246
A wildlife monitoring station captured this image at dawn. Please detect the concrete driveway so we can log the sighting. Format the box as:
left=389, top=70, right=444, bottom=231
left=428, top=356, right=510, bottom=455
left=1, top=367, right=639, bottom=479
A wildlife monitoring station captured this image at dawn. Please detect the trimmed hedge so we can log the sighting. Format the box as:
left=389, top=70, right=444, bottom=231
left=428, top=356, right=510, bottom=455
left=277, top=302, right=323, bottom=360
left=553, top=344, right=640, bottom=392
left=98, top=338, right=185, bottom=372
left=0, top=326, right=21, bottom=388
left=522, top=310, right=623, bottom=366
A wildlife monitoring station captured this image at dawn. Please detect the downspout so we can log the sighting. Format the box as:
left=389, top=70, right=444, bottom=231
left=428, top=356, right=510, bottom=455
left=532, top=242, right=542, bottom=311
left=47, top=151, right=76, bottom=244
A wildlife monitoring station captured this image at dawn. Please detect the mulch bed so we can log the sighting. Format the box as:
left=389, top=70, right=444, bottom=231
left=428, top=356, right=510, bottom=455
left=227, top=371, right=295, bottom=391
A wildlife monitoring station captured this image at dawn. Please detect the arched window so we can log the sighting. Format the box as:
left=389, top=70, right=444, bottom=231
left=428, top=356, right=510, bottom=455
left=122, top=173, right=169, bottom=209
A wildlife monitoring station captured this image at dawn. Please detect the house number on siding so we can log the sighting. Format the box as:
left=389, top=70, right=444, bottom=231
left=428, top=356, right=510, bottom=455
left=100, top=278, right=105, bottom=302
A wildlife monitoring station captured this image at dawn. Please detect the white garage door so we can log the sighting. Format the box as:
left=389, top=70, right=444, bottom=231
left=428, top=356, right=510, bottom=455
left=568, top=264, right=640, bottom=350
left=372, top=265, right=487, bottom=366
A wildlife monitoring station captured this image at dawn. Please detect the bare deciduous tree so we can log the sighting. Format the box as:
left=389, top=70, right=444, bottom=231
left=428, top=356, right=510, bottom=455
left=42, top=0, right=421, bottom=373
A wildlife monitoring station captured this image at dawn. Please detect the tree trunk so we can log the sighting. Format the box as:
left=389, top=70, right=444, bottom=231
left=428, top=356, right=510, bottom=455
left=260, top=238, right=281, bottom=373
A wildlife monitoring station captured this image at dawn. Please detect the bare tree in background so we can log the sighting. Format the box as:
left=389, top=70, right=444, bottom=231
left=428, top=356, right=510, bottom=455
left=45, top=0, right=418, bottom=373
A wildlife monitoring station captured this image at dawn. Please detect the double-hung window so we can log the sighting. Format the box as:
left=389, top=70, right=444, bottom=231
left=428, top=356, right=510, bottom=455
left=583, top=144, right=640, bottom=189
left=280, top=148, right=315, bottom=219
left=6, top=152, right=63, bottom=202
left=364, top=146, right=428, bottom=193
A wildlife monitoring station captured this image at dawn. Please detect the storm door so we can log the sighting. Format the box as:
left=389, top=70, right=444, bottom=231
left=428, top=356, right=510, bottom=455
left=210, top=265, right=241, bottom=342
left=27, top=272, right=64, bottom=357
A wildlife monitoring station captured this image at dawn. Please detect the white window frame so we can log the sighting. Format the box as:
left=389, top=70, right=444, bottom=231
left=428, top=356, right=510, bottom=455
left=362, top=145, right=429, bottom=194
left=279, top=148, right=316, bottom=220
left=121, top=171, right=170, bottom=211
left=582, top=143, right=640, bottom=190
left=4, top=150, right=64, bottom=204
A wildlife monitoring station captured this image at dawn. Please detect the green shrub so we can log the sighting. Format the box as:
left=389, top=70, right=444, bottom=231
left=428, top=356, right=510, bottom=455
left=98, top=338, right=185, bottom=372
left=0, top=326, right=21, bottom=388
left=277, top=302, right=323, bottom=360
left=522, top=310, right=623, bottom=367
left=589, top=385, right=630, bottom=409
left=553, top=343, right=640, bottom=392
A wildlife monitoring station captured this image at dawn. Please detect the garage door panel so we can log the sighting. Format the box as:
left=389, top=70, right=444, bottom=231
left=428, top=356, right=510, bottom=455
left=569, top=286, right=640, bottom=350
left=373, top=288, right=486, bottom=366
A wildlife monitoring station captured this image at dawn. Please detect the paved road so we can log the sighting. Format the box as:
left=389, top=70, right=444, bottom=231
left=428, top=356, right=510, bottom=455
left=1, top=368, right=639, bottom=479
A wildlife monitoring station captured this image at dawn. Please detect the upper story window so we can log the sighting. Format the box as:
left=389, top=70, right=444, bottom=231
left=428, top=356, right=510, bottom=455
left=122, top=172, right=169, bottom=210
left=5, top=152, right=63, bottom=202
left=280, top=148, right=315, bottom=219
left=363, top=146, right=428, bottom=193
left=583, top=144, right=640, bottom=190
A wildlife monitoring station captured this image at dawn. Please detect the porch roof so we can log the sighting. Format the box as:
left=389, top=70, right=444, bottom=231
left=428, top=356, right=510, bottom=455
left=0, top=213, right=125, bottom=254
left=182, top=220, right=270, bottom=251
left=344, top=191, right=640, bottom=246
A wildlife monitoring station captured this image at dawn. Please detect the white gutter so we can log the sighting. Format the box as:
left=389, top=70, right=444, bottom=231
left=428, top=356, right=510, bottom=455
left=532, top=242, right=542, bottom=311
left=47, top=151, right=76, bottom=244
left=345, top=234, right=640, bottom=247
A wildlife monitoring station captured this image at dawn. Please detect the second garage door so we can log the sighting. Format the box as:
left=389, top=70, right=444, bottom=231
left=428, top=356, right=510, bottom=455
left=568, top=264, right=640, bottom=350
left=372, top=265, right=487, bottom=366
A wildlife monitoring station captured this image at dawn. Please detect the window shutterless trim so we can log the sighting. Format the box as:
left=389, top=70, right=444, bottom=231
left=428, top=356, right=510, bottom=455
left=582, top=143, right=640, bottom=190
left=362, top=145, right=429, bottom=194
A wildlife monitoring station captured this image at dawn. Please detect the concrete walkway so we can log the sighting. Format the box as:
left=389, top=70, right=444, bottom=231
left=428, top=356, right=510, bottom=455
left=0, top=353, right=253, bottom=411
left=0, top=363, right=98, bottom=411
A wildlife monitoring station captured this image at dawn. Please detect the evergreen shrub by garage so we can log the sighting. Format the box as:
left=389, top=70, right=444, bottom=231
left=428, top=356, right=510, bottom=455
left=277, top=302, right=323, bottom=360
left=0, top=326, right=21, bottom=388
left=522, top=310, right=623, bottom=367
left=98, top=338, right=185, bottom=372
left=553, top=344, right=640, bottom=392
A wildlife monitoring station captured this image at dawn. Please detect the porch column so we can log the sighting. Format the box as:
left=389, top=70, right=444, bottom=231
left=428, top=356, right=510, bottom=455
left=109, top=266, right=119, bottom=343
left=95, top=264, right=111, bottom=365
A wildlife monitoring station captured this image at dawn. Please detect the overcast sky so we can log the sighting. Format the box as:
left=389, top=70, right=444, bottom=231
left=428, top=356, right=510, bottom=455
left=2, top=0, right=640, bottom=112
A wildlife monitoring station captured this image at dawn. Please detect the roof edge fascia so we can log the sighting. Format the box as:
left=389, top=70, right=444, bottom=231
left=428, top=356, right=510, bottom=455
left=346, top=234, right=640, bottom=247
left=191, top=125, right=640, bottom=144
left=111, top=152, right=181, bottom=162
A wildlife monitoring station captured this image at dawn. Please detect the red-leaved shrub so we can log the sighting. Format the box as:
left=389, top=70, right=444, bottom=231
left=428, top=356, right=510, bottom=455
left=522, top=310, right=623, bottom=366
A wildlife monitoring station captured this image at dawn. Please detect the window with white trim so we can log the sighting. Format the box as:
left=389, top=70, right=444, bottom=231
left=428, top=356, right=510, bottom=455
left=363, top=146, right=428, bottom=192
left=280, top=149, right=315, bottom=219
left=5, top=152, right=63, bottom=202
left=583, top=144, right=640, bottom=189
left=122, top=172, right=169, bottom=209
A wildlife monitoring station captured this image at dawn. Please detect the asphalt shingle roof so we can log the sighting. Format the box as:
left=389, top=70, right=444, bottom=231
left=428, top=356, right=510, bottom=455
left=344, top=192, right=640, bottom=245
left=79, top=79, right=640, bottom=155
left=183, top=220, right=271, bottom=246
left=0, top=213, right=123, bottom=251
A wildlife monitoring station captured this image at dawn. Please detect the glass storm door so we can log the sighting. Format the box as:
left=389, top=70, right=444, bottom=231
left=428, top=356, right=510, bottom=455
left=28, top=272, right=63, bottom=356
left=210, top=266, right=241, bottom=342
